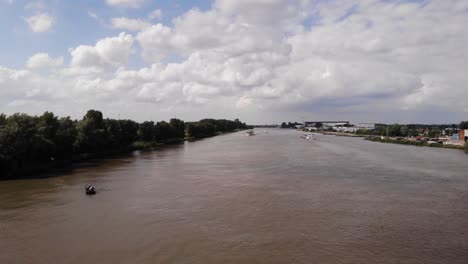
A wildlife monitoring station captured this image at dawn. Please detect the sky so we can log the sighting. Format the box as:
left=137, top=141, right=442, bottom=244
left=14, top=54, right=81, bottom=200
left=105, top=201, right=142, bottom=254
left=0, top=0, right=467, bottom=124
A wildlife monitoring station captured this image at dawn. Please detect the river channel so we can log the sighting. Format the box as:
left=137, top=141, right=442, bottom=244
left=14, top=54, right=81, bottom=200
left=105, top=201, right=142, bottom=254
left=1, top=129, right=468, bottom=263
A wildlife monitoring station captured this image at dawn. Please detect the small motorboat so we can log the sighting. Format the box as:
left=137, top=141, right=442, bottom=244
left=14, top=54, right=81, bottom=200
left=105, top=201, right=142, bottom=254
left=246, top=130, right=255, bottom=136
left=85, top=185, right=96, bottom=195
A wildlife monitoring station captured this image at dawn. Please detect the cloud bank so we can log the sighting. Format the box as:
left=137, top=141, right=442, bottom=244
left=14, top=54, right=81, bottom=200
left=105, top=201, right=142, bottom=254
left=2, top=0, right=468, bottom=123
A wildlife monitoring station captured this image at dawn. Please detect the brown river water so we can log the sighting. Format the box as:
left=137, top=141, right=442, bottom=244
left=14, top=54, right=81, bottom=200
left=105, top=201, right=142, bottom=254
left=1, top=129, right=468, bottom=264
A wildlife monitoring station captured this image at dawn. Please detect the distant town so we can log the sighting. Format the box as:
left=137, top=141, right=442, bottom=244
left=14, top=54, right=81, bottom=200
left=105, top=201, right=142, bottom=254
left=256, top=121, right=468, bottom=151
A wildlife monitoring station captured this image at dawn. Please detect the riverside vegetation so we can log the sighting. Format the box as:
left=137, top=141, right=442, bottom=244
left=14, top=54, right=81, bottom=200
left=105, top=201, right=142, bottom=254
left=0, top=110, right=249, bottom=179
left=356, top=122, right=468, bottom=155
left=365, top=136, right=465, bottom=151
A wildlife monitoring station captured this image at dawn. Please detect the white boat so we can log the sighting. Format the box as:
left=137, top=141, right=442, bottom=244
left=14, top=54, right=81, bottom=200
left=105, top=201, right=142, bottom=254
left=301, top=134, right=314, bottom=140
left=246, top=130, right=255, bottom=136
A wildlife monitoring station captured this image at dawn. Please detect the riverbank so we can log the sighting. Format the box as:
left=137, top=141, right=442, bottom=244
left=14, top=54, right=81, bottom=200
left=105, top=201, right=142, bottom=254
left=0, top=110, right=251, bottom=180
left=320, top=131, right=366, bottom=137
left=364, top=136, right=465, bottom=151
left=1, top=129, right=250, bottom=180
left=0, top=139, right=184, bottom=180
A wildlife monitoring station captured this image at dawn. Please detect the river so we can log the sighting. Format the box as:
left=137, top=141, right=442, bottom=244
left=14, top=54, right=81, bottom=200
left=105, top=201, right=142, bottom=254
left=1, top=129, right=468, bottom=264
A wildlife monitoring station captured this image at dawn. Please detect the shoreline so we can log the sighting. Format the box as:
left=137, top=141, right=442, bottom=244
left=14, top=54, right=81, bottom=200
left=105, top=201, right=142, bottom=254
left=1, top=129, right=247, bottom=181
left=364, top=136, right=465, bottom=151
left=320, top=131, right=367, bottom=137
left=0, top=139, right=183, bottom=181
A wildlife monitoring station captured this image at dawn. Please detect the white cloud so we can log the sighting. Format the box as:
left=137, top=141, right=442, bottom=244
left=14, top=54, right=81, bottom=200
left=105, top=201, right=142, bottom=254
left=26, top=53, right=63, bottom=69
left=69, top=32, right=134, bottom=70
left=106, top=0, right=144, bottom=8
left=132, top=0, right=468, bottom=120
left=88, top=11, right=98, bottom=20
left=148, top=9, right=162, bottom=20
left=111, top=17, right=151, bottom=31
left=25, top=13, right=54, bottom=32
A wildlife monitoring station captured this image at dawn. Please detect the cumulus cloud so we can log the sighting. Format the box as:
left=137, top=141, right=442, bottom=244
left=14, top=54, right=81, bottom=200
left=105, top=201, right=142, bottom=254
left=148, top=9, right=162, bottom=20
left=134, top=0, right=468, bottom=117
left=69, top=32, right=134, bottom=70
left=25, top=13, right=54, bottom=32
left=2, top=0, right=468, bottom=123
left=111, top=17, right=151, bottom=31
left=26, top=53, right=63, bottom=69
left=106, top=0, right=144, bottom=8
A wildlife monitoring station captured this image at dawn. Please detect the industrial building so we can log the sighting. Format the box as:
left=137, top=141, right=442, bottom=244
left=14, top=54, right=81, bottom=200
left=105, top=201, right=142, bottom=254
left=357, top=123, right=376, bottom=129
left=304, top=121, right=350, bottom=127
left=459, top=129, right=468, bottom=142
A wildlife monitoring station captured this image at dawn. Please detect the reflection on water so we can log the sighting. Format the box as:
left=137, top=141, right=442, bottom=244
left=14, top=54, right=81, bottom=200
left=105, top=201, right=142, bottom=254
left=1, top=129, right=468, bottom=264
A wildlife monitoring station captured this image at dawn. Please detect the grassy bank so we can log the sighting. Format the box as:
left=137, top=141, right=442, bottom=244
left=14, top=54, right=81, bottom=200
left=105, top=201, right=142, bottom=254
left=365, top=136, right=465, bottom=151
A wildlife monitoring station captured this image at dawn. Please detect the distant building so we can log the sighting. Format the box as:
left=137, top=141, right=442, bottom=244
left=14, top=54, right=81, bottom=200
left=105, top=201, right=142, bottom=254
left=304, top=121, right=350, bottom=127
left=357, top=123, right=376, bottom=129
left=335, top=127, right=359, bottom=133
left=305, top=127, right=318, bottom=132
left=459, top=129, right=468, bottom=142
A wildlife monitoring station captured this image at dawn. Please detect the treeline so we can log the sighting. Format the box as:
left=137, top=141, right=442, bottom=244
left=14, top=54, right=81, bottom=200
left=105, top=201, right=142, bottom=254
left=280, top=122, right=302, bottom=128
left=186, top=118, right=250, bottom=139
left=0, top=110, right=248, bottom=178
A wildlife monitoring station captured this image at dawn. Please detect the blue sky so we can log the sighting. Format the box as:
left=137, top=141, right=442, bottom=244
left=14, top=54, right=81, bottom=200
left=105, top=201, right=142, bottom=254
left=0, top=0, right=212, bottom=68
left=0, top=0, right=467, bottom=124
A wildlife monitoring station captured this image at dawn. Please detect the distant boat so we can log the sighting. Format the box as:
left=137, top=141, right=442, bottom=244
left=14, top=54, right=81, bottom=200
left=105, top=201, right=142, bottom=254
left=246, top=130, right=255, bottom=136
left=85, top=185, right=96, bottom=195
left=301, top=134, right=314, bottom=140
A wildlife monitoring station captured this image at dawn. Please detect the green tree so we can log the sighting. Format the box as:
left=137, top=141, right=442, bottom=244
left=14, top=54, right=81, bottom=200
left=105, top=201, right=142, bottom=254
left=459, top=121, right=468, bottom=129
left=428, top=129, right=439, bottom=138
left=0, top=114, right=6, bottom=126
left=32, top=112, right=60, bottom=160
left=139, top=121, right=155, bottom=141
left=170, top=118, right=185, bottom=138
left=386, top=124, right=402, bottom=137
left=55, top=117, right=77, bottom=159
left=155, top=121, right=173, bottom=141
left=74, top=110, right=107, bottom=153
left=400, top=125, right=408, bottom=137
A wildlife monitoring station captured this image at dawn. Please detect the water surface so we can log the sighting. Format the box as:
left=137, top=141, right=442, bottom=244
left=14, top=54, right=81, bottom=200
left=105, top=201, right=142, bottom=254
left=1, top=129, right=468, bottom=263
